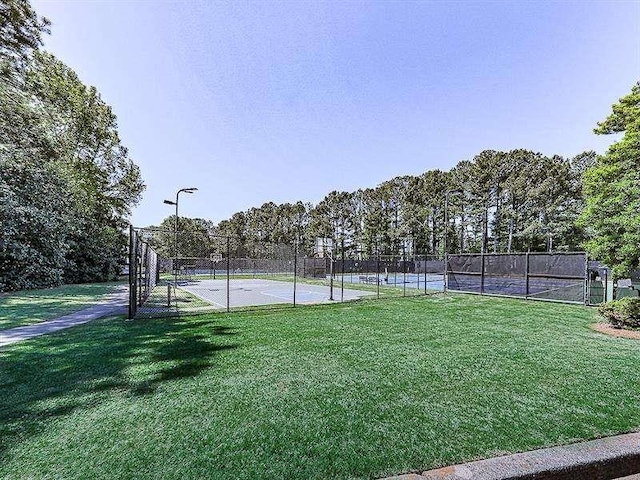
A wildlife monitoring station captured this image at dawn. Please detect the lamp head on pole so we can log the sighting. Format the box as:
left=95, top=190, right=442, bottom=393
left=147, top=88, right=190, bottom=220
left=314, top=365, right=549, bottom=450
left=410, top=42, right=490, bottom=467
left=163, top=199, right=177, bottom=205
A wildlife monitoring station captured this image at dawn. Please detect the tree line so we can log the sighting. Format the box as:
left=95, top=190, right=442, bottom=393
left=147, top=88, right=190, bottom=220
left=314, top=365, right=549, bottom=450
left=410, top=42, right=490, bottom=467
left=151, top=81, right=640, bottom=280
left=1, top=0, right=145, bottom=291
left=150, top=148, right=596, bottom=260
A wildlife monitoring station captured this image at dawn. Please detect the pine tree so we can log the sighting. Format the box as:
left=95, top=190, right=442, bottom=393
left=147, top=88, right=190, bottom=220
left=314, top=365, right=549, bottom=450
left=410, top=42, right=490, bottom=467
left=581, top=83, right=640, bottom=278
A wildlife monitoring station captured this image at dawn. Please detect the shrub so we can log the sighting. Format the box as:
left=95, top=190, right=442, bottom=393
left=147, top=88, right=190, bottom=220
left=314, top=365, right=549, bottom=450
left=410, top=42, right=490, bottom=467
left=598, top=298, right=640, bottom=329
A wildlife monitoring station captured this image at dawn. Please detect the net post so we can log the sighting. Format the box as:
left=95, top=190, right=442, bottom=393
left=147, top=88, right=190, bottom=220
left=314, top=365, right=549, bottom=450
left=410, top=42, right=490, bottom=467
left=226, top=236, right=230, bottom=312
left=525, top=252, right=530, bottom=300
left=293, top=241, right=298, bottom=307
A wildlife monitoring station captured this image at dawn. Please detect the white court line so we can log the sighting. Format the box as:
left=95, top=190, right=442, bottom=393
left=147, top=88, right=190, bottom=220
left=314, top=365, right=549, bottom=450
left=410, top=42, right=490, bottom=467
left=527, top=282, right=583, bottom=298
left=260, top=290, right=325, bottom=302
left=177, top=286, right=226, bottom=308
left=260, top=290, right=296, bottom=301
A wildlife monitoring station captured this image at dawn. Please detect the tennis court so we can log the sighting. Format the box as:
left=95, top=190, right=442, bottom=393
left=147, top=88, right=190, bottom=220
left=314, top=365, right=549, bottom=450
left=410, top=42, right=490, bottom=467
left=332, top=272, right=445, bottom=290
left=176, top=278, right=375, bottom=310
left=447, top=275, right=585, bottom=302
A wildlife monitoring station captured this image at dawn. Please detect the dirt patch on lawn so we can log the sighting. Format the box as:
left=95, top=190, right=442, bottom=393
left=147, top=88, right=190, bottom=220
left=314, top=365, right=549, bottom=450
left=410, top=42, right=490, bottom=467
left=590, top=323, right=640, bottom=340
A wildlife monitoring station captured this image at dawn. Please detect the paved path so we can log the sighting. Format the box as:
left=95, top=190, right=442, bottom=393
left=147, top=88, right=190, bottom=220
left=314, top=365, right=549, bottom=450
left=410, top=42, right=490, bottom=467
left=0, top=287, right=128, bottom=348
left=383, top=432, right=640, bottom=480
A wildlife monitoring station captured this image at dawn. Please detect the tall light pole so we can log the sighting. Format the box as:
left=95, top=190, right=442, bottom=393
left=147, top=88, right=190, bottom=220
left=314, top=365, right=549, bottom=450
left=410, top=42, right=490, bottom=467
left=164, top=187, right=198, bottom=286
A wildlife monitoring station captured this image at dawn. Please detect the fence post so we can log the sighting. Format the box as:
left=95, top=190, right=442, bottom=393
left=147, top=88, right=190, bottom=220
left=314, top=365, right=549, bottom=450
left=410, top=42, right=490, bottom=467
left=341, top=238, right=345, bottom=302
left=137, top=245, right=143, bottom=307
left=402, top=245, right=406, bottom=297
left=424, top=255, right=427, bottom=295
left=329, top=254, right=334, bottom=301
left=293, top=241, right=297, bottom=306
left=583, top=253, right=589, bottom=306
left=226, top=236, right=230, bottom=313
left=525, top=252, right=530, bottom=300
left=443, top=253, right=448, bottom=293
left=376, top=240, right=380, bottom=299
left=128, top=225, right=136, bottom=319
left=480, top=251, right=485, bottom=295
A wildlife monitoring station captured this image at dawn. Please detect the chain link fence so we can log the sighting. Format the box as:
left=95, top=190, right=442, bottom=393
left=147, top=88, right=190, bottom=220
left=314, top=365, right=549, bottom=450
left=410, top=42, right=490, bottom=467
left=129, top=226, right=608, bottom=318
left=128, top=227, right=446, bottom=319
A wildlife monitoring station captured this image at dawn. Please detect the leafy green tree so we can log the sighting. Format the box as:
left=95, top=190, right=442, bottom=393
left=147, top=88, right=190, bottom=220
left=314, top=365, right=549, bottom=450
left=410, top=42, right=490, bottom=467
left=216, top=212, right=247, bottom=257
left=0, top=0, right=50, bottom=76
left=0, top=155, right=72, bottom=290
left=581, top=83, right=640, bottom=278
left=1, top=1, right=145, bottom=290
left=22, top=52, right=145, bottom=282
left=308, top=191, right=353, bottom=256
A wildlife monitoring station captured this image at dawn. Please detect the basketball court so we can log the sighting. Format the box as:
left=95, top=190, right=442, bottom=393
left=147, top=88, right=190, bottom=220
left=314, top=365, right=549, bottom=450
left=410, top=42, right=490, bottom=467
left=175, top=278, right=375, bottom=310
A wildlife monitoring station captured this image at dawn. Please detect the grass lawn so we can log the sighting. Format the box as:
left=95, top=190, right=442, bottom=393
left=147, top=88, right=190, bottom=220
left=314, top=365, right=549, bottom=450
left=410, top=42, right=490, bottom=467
left=0, top=281, right=125, bottom=330
left=1, top=294, right=640, bottom=479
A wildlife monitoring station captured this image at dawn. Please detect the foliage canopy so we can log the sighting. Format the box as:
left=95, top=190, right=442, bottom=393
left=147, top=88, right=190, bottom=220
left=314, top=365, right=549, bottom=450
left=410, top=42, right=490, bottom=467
left=0, top=0, right=144, bottom=291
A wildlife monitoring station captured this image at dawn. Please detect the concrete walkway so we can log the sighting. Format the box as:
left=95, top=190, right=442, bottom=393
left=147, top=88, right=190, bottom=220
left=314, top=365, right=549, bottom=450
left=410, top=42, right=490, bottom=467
left=0, top=287, right=128, bottom=348
left=384, top=432, right=640, bottom=480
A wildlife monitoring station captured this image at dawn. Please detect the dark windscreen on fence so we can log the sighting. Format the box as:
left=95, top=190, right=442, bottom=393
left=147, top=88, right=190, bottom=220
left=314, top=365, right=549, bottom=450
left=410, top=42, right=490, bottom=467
left=446, top=254, right=483, bottom=293
left=446, top=252, right=586, bottom=304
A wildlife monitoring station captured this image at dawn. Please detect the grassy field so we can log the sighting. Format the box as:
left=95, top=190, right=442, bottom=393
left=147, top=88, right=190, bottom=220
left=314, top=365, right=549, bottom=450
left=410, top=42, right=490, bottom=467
left=1, top=294, right=640, bottom=479
left=0, top=281, right=125, bottom=330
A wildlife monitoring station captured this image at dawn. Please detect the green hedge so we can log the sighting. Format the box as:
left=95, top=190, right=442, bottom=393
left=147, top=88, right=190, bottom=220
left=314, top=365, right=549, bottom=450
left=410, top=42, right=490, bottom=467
left=598, top=298, right=640, bottom=329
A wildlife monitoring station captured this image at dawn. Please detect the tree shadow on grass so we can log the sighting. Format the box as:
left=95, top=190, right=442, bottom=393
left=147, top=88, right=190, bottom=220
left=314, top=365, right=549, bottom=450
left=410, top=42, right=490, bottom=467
left=129, top=331, right=237, bottom=396
left=0, top=316, right=240, bottom=460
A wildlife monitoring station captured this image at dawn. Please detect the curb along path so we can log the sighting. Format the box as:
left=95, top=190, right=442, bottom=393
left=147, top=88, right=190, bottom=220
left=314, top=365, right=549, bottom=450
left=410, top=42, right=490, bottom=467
left=0, top=287, right=128, bottom=348
left=383, top=432, right=640, bottom=480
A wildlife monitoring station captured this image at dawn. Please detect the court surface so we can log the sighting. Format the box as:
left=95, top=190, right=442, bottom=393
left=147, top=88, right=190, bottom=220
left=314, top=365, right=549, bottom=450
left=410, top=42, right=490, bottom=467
left=334, top=272, right=444, bottom=288
left=177, top=278, right=375, bottom=309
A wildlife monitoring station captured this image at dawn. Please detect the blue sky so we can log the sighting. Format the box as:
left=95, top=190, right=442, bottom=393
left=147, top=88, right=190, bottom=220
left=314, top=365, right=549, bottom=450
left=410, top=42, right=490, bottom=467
left=32, top=0, right=640, bottom=227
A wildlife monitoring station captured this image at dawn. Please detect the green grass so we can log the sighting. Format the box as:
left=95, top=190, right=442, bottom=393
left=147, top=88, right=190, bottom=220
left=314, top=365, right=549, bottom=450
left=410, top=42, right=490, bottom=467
left=0, top=281, right=125, bottom=330
left=1, top=294, right=640, bottom=479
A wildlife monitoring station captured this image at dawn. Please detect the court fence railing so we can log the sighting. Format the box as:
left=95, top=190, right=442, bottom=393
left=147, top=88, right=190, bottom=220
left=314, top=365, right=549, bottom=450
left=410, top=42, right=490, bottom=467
left=128, top=226, right=609, bottom=319
left=128, top=226, right=446, bottom=319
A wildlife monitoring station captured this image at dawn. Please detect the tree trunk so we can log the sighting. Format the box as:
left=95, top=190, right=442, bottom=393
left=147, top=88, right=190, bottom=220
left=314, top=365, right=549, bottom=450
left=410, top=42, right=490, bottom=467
left=482, top=208, right=488, bottom=254
left=507, top=217, right=514, bottom=253
left=431, top=213, right=437, bottom=255
left=459, top=208, right=465, bottom=254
